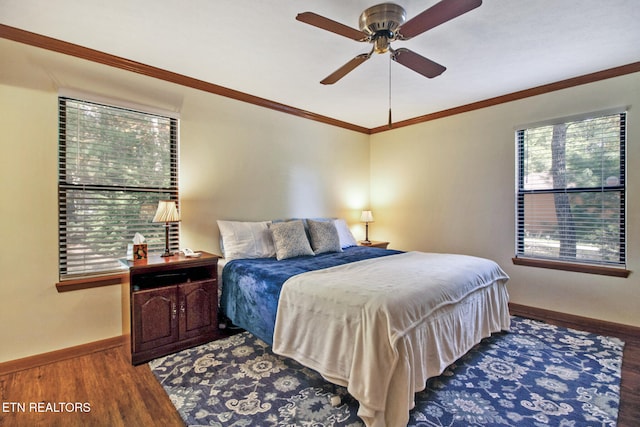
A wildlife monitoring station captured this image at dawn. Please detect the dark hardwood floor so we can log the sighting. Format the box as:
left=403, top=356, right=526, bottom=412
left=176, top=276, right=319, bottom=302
left=619, top=339, right=640, bottom=425
left=1, top=323, right=638, bottom=426
left=0, top=345, right=184, bottom=427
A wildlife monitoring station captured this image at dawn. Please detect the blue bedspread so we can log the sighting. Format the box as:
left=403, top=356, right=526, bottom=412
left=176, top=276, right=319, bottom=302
left=220, top=246, right=403, bottom=344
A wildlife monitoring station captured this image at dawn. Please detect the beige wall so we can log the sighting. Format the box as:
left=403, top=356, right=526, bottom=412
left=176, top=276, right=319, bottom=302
left=370, top=72, right=640, bottom=327
left=0, top=41, right=370, bottom=363
left=179, top=90, right=371, bottom=253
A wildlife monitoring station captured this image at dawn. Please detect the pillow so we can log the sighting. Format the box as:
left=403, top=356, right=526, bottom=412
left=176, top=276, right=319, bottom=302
left=334, top=218, right=358, bottom=248
left=217, top=220, right=276, bottom=261
left=307, top=219, right=342, bottom=254
left=269, top=220, right=314, bottom=260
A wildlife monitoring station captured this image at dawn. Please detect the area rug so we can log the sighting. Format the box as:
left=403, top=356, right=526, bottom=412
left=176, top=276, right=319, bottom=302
left=149, top=316, right=624, bottom=426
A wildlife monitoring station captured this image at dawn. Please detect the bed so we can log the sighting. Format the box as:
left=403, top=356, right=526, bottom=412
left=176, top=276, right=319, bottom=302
left=218, top=219, right=510, bottom=427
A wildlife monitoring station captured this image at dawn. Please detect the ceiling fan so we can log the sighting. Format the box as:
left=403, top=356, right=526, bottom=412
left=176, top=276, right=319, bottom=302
left=296, top=0, right=482, bottom=84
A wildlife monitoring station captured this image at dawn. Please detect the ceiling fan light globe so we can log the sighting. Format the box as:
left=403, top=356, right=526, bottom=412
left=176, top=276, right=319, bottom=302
left=374, top=36, right=391, bottom=53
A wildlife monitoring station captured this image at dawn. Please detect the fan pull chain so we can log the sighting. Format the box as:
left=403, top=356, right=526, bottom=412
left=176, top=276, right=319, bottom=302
left=388, top=54, right=393, bottom=128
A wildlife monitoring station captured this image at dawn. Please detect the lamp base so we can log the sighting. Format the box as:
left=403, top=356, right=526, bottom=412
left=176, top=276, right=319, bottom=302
left=364, top=223, right=371, bottom=245
left=161, top=223, right=173, bottom=257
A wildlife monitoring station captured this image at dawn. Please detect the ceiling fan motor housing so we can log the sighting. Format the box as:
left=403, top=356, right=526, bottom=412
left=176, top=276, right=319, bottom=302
left=359, top=3, right=406, bottom=52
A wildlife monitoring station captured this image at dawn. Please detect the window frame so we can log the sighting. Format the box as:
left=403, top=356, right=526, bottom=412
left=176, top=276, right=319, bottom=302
left=513, top=111, right=629, bottom=277
left=57, top=96, right=180, bottom=289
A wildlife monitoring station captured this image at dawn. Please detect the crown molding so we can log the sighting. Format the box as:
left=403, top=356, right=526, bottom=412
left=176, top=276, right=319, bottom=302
left=370, top=61, right=640, bottom=134
left=0, top=24, right=369, bottom=134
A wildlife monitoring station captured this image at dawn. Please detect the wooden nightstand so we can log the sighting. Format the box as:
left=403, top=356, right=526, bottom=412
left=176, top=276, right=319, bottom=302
left=358, top=240, right=390, bottom=249
left=121, top=251, right=220, bottom=365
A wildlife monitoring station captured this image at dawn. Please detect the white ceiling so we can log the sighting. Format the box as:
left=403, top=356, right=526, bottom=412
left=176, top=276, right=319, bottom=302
left=1, top=0, right=639, bottom=129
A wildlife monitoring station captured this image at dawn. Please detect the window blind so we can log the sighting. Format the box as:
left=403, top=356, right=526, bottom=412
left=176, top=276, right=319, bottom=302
left=58, top=97, right=179, bottom=279
left=516, top=112, right=625, bottom=266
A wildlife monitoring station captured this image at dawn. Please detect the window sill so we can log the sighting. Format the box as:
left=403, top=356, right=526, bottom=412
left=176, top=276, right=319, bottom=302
left=56, top=273, right=128, bottom=292
left=512, top=257, right=630, bottom=278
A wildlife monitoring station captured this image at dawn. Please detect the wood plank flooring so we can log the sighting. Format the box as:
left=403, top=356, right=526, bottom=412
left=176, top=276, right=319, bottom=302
left=618, top=337, right=640, bottom=425
left=1, top=324, right=638, bottom=426
left=0, top=345, right=183, bottom=427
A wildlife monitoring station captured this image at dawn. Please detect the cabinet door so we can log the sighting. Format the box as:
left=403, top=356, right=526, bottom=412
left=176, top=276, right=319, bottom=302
left=179, top=280, right=216, bottom=340
left=132, top=286, right=178, bottom=352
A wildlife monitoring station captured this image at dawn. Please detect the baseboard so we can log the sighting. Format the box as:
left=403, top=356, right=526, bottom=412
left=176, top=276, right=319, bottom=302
left=509, top=302, right=640, bottom=344
left=0, top=336, right=122, bottom=376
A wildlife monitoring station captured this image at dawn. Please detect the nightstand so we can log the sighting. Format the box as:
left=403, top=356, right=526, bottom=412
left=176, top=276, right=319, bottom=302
left=358, top=240, right=390, bottom=249
left=121, top=251, right=220, bottom=364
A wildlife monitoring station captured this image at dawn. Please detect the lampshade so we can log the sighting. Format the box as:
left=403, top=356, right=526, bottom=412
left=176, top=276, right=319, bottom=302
left=152, top=200, right=180, bottom=223
left=360, top=210, right=374, bottom=223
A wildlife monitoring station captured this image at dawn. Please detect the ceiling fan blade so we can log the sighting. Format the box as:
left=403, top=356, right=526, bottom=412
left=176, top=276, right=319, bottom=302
left=398, top=0, right=482, bottom=40
left=321, top=53, right=371, bottom=85
left=391, top=48, right=446, bottom=78
left=296, top=12, right=368, bottom=41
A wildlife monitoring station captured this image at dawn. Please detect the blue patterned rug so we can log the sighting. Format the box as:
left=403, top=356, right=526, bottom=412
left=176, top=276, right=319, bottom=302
left=149, top=317, right=623, bottom=426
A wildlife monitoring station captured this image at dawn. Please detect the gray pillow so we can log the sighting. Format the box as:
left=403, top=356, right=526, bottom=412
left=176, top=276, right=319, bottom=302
left=269, top=220, right=314, bottom=260
left=307, top=219, right=342, bottom=255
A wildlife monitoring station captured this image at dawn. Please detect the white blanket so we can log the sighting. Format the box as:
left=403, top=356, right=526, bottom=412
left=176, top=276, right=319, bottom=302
left=272, top=252, right=510, bottom=427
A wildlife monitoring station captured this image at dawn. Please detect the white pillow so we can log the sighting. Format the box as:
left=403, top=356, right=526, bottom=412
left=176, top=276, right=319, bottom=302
left=334, top=219, right=358, bottom=248
left=217, top=220, right=276, bottom=260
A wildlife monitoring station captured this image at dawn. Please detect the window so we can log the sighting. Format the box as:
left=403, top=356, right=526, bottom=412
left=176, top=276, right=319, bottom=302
left=516, top=112, right=626, bottom=270
left=58, top=97, right=179, bottom=279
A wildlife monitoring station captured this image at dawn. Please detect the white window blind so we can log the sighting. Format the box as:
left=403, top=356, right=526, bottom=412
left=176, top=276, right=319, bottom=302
left=58, top=97, right=179, bottom=279
left=516, top=112, right=626, bottom=267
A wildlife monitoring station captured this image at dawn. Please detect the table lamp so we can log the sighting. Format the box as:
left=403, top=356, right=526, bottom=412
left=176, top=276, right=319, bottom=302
left=152, top=200, right=180, bottom=257
left=360, top=210, right=374, bottom=244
